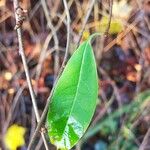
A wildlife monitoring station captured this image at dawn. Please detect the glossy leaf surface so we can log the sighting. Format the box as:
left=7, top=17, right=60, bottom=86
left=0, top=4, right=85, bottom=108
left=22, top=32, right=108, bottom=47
left=46, top=36, right=98, bottom=150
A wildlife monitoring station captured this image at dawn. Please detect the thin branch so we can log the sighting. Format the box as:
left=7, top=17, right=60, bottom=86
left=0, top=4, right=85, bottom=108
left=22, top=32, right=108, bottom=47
left=40, top=0, right=59, bottom=76
left=35, top=0, right=73, bottom=81
left=4, top=84, right=26, bottom=132
left=99, top=67, right=122, bottom=107
left=13, top=0, right=49, bottom=150
left=27, top=0, right=71, bottom=149
left=35, top=34, right=53, bottom=81
left=63, top=0, right=71, bottom=61
left=104, top=0, right=113, bottom=38
left=139, top=128, right=150, bottom=150
left=104, top=21, right=139, bottom=52
left=136, top=0, right=150, bottom=31
left=76, top=0, right=96, bottom=47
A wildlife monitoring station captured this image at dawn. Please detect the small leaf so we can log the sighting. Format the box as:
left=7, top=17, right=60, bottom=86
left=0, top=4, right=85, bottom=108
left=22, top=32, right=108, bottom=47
left=99, top=16, right=124, bottom=34
left=46, top=36, right=98, bottom=150
left=82, top=30, right=90, bottom=40
left=121, top=126, right=134, bottom=140
left=4, top=124, right=26, bottom=150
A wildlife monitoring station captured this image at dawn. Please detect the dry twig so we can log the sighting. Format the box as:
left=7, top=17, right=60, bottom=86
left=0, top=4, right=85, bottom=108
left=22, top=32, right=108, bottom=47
left=76, top=0, right=97, bottom=47
left=13, top=0, right=49, bottom=149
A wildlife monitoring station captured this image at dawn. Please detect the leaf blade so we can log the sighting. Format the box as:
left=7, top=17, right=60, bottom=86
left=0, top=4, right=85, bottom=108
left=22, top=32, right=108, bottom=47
left=46, top=37, right=98, bottom=149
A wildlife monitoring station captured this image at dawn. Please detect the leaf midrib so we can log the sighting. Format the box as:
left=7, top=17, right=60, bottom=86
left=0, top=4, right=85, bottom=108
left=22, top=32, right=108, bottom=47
left=60, top=41, right=91, bottom=141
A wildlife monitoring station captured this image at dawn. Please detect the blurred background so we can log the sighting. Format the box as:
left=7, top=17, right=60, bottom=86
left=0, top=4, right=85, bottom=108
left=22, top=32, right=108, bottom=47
left=0, top=0, right=150, bottom=149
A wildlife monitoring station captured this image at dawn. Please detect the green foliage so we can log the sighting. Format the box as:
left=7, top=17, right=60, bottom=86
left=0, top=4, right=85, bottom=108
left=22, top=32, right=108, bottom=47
left=83, top=90, right=150, bottom=149
left=46, top=36, right=98, bottom=150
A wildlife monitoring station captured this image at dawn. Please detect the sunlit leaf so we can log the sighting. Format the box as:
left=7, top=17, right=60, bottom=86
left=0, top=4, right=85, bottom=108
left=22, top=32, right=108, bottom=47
left=4, top=124, right=26, bottom=150
left=46, top=35, right=98, bottom=150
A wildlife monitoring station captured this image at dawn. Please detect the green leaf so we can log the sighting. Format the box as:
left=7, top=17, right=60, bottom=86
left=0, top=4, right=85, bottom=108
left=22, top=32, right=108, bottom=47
left=46, top=36, right=98, bottom=150
left=83, top=89, right=150, bottom=141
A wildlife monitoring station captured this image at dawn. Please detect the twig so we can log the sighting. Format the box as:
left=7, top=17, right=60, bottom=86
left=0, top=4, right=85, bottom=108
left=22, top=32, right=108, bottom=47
left=13, top=1, right=49, bottom=150
left=29, top=1, right=41, bottom=20
left=104, top=21, right=138, bottom=52
left=92, top=93, right=115, bottom=126
left=139, top=128, right=150, bottom=150
left=104, top=0, right=113, bottom=38
left=36, top=0, right=73, bottom=81
left=51, top=0, right=61, bottom=18
left=99, top=68, right=122, bottom=107
left=35, top=34, right=53, bottom=81
left=4, top=84, right=26, bottom=132
left=29, top=108, right=36, bottom=142
left=136, top=0, right=150, bottom=31
left=27, top=0, right=70, bottom=149
left=76, top=0, right=96, bottom=47
left=40, top=0, right=59, bottom=76
left=35, top=136, right=43, bottom=150
left=63, top=0, right=71, bottom=61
